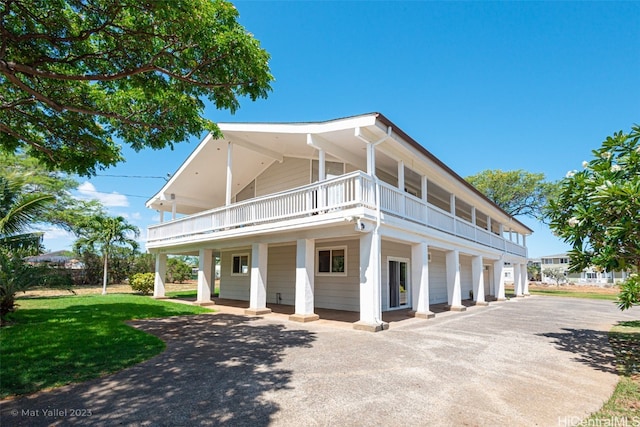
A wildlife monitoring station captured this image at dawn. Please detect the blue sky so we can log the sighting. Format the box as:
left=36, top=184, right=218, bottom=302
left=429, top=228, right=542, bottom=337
left=42, top=1, right=640, bottom=258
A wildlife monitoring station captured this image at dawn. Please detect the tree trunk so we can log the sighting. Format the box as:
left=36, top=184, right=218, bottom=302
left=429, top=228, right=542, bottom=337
left=102, top=253, right=108, bottom=295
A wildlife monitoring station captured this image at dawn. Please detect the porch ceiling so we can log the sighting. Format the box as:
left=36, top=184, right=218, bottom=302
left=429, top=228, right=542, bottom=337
left=146, top=115, right=388, bottom=214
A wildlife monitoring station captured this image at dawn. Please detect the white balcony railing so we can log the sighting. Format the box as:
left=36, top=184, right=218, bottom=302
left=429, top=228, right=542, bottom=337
left=147, top=171, right=527, bottom=257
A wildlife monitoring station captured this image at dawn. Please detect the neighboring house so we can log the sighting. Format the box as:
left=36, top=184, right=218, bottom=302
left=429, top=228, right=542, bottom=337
left=25, top=250, right=84, bottom=269
left=146, top=113, right=532, bottom=331
left=540, top=253, right=629, bottom=285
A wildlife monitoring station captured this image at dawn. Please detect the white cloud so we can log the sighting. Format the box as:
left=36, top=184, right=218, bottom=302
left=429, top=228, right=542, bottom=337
left=77, top=181, right=129, bottom=207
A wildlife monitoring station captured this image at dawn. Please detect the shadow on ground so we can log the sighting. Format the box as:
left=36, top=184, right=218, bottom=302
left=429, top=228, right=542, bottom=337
left=539, top=328, right=618, bottom=374
left=1, top=314, right=316, bottom=426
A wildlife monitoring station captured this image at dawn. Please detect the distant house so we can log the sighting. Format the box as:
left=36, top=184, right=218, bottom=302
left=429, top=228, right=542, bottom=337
left=24, top=250, right=83, bottom=270
left=540, top=253, right=629, bottom=285
left=146, top=113, right=533, bottom=331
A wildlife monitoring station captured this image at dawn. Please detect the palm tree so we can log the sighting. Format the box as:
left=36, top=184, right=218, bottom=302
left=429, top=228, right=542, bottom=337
left=0, top=175, right=56, bottom=320
left=74, top=215, right=139, bottom=294
left=0, top=175, right=54, bottom=252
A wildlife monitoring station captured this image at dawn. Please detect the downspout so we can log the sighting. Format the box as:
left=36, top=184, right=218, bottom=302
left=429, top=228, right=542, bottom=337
left=355, top=126, right=392, bottom=328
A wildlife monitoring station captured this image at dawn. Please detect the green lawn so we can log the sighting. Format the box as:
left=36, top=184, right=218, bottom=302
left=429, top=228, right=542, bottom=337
left=166, top=288, right=219, bottom=299
left=0, top=294, right=211, bottom=398
left=587, top=320, right=640, bottom=422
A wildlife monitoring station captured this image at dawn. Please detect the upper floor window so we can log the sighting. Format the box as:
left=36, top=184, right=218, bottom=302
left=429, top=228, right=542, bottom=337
left=232, top=254, right=249, bottom=275
left=317, top=247, right=347, bottom=276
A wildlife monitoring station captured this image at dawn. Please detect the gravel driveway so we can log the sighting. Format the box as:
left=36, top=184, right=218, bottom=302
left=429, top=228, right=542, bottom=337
left=1, top=296, right=637, bottom=426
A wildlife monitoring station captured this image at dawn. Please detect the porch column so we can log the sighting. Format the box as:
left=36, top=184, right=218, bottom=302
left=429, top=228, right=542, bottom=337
left=246, top=243, right=271, bottom=315
left=159, top=210, right=164, bottom=223
left=153, top=253, right=167, bottom=299
left=318, top=149, right=326, bottom=181
left=196, top=249, right=213, bottom=304
left=493, top=259, right=507, bottom=301
left=290, top=239, right=319, bottom=322
left=446, top=250, right=465, bottom=311
left=366, top=143, right=376, bottom=175
left=225, top=141, right=233, bottom=206
left=472, top=255, right=488, bottom=306
left=412, top=242, right=434, bottom=318
left=354, top=231, right=387, bottom=332
left=515, top=262, right=524, bottom=297
left=523, top=263, right=530, bottom=295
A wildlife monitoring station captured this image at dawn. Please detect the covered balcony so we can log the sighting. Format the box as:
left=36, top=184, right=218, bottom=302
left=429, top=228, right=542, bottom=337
left=147, top=171, right=527, bottom=257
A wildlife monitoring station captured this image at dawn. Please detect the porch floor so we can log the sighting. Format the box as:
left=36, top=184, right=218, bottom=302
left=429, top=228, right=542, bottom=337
left=174, top=296, right=505, bottom=328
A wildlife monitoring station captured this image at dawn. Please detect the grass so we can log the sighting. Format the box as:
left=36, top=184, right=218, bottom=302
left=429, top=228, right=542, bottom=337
left=166, top=287, right=219, bottom=299
left=587, top=320, right=640, bottom=422
left=0, top=293, right=212, bottom=398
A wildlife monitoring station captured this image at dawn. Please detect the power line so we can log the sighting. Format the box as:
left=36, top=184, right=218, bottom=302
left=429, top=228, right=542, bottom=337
left=77, top=188, right=150, bottom=199
left=96, top=174, right=169, bottom=180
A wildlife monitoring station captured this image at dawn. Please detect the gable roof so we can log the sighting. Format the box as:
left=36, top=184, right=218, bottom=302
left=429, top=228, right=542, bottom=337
left=146, top=113, right=533, bottom=234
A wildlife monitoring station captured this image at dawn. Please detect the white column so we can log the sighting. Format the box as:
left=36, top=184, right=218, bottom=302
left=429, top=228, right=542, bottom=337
left=153, top=253, right=167, bottom=298
left=225, top=141, right=233, bottom=206
left=196, top=249, right=213, bottom=304
left=472, top=255, right=488, bottom=306
left=450, top=194, right=456, bottom=216
left=412, top=242, right=434, bottom=318
left=318, top=149, right=326, bottom=181
left=171, top=194, right=176, bottom=220
left=515, top=262, right=524, bottom=297
left=523, top=263, right=530, bottom=295
left=159, top=210, right=164, bottom=223
left=446, top=250, right=465, bottom=311
left=494, top=259, right=507, bottom=301
left=354, top=231, right=386, bottom=332
left=290, top=239, right=319, bottom=322
left=421, top=175, right=429, bottom=224
left=246, top=243, right=271, bottom=315
left=366, top=143, right=376, bottom=175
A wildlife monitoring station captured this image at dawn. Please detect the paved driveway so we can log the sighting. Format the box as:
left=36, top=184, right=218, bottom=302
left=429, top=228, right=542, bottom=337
left=2, top=296, right=638, bottom=426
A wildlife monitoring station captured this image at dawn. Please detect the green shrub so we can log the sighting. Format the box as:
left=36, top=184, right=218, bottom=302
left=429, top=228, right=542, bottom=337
left=130, top=272, right=154, bottom=295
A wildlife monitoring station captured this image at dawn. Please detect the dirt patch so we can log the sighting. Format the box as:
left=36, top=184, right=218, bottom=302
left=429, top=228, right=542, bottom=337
left=527, top=282, right=620, bottom=295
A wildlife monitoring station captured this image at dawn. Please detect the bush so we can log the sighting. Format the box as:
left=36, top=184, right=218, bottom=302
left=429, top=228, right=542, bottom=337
left=166, top=257, right=192, bottom=283
left=618, top=274, right=640, bottom=311
left=130, top=273, right=155, bottom=295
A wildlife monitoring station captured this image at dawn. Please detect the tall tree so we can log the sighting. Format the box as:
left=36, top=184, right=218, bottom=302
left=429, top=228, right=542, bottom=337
left=74, top=215, right=139, bottom=294
left=0, top=174, right=61, bottom=319
left=465, top=169, right=557, bottom=221
left=547, top=125, right=640, bottom=310
left=0, top=0, right=273, bottom=175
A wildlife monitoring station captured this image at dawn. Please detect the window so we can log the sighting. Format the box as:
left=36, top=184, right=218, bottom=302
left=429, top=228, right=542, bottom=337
left=231, top=254, right=249, bottom=275
left=317, top=247, right=347, bottom=275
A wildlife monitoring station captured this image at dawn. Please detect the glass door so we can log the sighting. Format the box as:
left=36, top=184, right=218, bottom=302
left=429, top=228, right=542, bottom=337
left=389, top=259, right=409, bottom=309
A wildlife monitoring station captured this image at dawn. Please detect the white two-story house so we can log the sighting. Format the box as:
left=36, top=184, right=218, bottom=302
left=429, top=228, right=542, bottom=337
left=146, top=113, right=532, bottom=331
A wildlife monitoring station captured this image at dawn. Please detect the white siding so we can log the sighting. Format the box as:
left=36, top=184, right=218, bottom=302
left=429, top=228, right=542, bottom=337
left=381, top=240, right=411, bottom=310
left=314, top=239, right=360, bottom=311
left=267, top=245, right=296, bottom=305
left=255, top=157, right=310, bottom=197
left=459, top=254, right=473, bottom=300
left=219, top=250, right=250, bottom=301
left=429, top=250, right=447, bottom=304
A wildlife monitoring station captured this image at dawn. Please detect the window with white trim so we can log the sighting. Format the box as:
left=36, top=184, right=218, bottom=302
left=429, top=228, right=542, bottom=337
left=316, top=247, right=347, bottom=275
left=231, top=254, right=249, bottom=275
